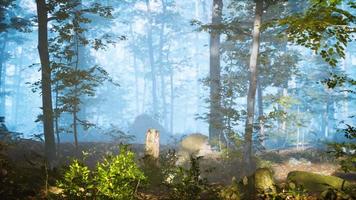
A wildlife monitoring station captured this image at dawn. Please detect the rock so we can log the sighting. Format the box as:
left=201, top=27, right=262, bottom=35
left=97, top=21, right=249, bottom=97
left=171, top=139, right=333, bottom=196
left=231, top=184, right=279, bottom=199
left=129, top=114, right=170, bottom=144
left=254, top=168, right=276, bottom=194
left=287, top=171, right=353, bottom=193
left=288, top=157, right=301, bottom=166
left=177, top=133, right=215, bottom=164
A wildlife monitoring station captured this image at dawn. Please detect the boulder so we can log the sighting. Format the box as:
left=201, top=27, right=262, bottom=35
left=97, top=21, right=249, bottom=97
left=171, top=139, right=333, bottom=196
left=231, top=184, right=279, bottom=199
left=287, top=171, right=352, bottom=193
left=254, top=168, right=276, bottom=194
left=177, top=133, right=215, bottom=164
left=129, top=114, right=170, bottom=144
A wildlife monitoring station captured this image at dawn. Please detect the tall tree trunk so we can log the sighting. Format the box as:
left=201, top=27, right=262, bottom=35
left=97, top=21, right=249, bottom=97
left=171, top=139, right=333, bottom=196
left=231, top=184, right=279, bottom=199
left=170, top=63, right=174, bottom=135
left=73, top=34, right=81, bottom=153
left=195, top=0, right=201, bottom=132
left=73, top=107, right=79, bottom=152
left=13, top=47, right=24, bottom=127
left=209, top=0, right=224, bottom=145
left=243, top=0, right=263, bottom=172
left=133, top=54, right=140, bottom=114
left=36, top=0, right=56, bottom=164
left=146, top=0, right=158, bottom=117
left=54, top=81, right=60, bottom=150
left=159, top=0, right=168, bottom=129
left=0, top=34, right=7, bottom=117
left=325, top=93, right=330, bottom=138
left=75, top=0, right=86, bottom=135
left=257, top=77, right=264, bottom=147
left=326, top=93, right=335, bottom=139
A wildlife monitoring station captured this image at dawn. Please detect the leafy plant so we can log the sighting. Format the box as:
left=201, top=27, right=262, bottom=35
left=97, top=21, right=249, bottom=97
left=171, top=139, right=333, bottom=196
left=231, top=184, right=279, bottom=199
left=55, top=146, right=145, bottom=200
left=327, top=118, right=356, bottom=173
left=95, top=147, right=146, bottom=199
left=166, top=155, right=209, bottom=200
left=57, top=159, right=94, bottom=199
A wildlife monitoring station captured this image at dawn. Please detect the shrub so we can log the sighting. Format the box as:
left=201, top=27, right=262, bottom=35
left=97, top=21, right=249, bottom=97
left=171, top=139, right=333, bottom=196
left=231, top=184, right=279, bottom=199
left=57, top=160, right=94, bottom=199
left=55, top=146, right=146, bottom=200
left=95, top=147, right=146, bottom=199
left=167, top=155, right=209, bottom=200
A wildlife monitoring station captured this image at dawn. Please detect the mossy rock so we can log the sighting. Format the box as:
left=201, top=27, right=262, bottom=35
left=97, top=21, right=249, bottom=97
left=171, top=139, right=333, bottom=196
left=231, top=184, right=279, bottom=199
left=254, top=168, right=276, bottom=194
left=287, top=171, right=353, bottom=193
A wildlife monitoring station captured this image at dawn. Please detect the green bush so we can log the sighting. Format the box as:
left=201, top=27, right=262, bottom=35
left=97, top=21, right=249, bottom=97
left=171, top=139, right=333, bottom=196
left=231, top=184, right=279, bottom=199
left=56, top=146, right=146, bottom=200
left=166, top=156, right=209, bottom=200
left=95, top=147, right=146, bottom=199
left=57, top=160, right=94, bottom=199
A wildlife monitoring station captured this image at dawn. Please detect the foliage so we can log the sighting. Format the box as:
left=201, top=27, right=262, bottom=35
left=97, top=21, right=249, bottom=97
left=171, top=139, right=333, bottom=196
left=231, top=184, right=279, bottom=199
left=327, top=118, right=356, bottom=173
left=95, top=147, right=145, bottom=199
left=219, top=179, right=241, bottom=200
left=166, top=155, right=210, bottom=200
left=55, top=146, right=146, bottom=200
left=278, top=0, right=355, bottom=67
left=0, top=0, right=31, bottom=33
left=56, top=159, right=93, bottom=199
left=45, top=0, right=119, bottom=144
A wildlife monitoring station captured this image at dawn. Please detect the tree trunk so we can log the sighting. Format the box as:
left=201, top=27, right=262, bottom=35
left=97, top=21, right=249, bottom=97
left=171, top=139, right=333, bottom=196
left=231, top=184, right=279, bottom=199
left=146, top=0, right=158, bottom=117
left=73, top=107, right=79, bottom=153
left=195, top=0, right=201, bottom=132
left=257, top=77, right=264, bottom=147
left=243, top=0, right=263, bottom=172
left=170, top=64, right=174, bottom=135
left=13, top=48, right=24, bottom=127
left=325, top=94, right=330, bottom=138
left=54, top=80, right=60, bottom=150
left=133, top=54, right=140, bottom=113
left=0, top=34, right=7, bottom=117
left=36, top=0, right=56, bottom=164
left=159, top=0, right=168, bottom=129
left=209, top=0, right=224, bottom=145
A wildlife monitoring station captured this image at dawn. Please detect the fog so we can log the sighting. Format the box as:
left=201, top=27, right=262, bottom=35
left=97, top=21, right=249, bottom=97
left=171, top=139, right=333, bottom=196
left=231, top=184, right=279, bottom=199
left=1, top=0, right=355, bottom=149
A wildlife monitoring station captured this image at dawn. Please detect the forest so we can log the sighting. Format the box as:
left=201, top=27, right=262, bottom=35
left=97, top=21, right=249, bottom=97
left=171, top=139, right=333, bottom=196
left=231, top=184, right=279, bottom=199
left=0, top=0, right=355, bottom=199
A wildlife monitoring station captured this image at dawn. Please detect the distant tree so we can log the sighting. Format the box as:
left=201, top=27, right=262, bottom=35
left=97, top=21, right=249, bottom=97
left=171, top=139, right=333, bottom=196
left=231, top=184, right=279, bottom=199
left=48, top=0, right=115, bottom=152
left=0, top=0, right=30, bottom=116
left=209, top=0, right=224, bottom=146
left=278, top=0, right=355, bottom=172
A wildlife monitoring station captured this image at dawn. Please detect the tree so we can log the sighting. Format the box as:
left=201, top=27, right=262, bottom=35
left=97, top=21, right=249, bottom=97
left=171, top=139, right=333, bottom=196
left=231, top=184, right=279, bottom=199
left=0, top=0, right=30, bottom=117
left=49, top=1, right=115, bottom=152
left=209, top=0, right=224, bottom=146
left=36, top=0, right=56, bottom=164
left=278, top=0, right=355, bottom=172
left=243, top=0, right=263, bottom=170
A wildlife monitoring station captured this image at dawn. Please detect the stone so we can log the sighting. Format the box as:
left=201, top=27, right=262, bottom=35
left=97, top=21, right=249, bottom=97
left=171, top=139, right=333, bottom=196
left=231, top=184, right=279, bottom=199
left=254, top=168, right=276, bottom=194
left=129, top=114, right=170, bottom=144
left=177, top=133, right=215, bottom=164
left=287, top=171, right=353, bottom=193
left=145, top=129, right=159, bottom=159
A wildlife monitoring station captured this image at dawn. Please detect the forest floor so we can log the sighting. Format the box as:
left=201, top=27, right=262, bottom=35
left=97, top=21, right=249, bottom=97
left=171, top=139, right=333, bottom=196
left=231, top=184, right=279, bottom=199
left=1, top=139, right=355, bottom=199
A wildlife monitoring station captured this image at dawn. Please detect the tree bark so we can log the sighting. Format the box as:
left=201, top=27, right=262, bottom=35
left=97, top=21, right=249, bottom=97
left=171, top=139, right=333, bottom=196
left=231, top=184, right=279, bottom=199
left=243, top=0, right=263, bottom=172
left=257, top=77, right=264, bottom=147
left=0, top=34, right=7, bottom=117
left=36, top=0, right=56, bottom=164
left=159, top=0, right=168, bottom=129
left=146, top=0, right=158, bottom=117
left=170, top=62, right=174, bottom=135
left=209, top=0, right=224, bottom=145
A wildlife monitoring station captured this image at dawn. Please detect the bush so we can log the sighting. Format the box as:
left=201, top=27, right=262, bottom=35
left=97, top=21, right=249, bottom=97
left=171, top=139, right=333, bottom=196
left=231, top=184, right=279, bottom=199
left=57, top=160, right=93, bottom=199
left=95, top=147, right=146, bottom=199
left=166, top=155, right=209, bottom=200
left=55, top=146, right=146, bottom=200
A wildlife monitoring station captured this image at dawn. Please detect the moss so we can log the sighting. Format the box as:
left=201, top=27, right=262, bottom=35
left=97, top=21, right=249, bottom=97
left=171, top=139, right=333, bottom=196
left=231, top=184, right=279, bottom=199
left=287, top=171, right=353, bottom=193
left=254, top=168, right=276, bottom=194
